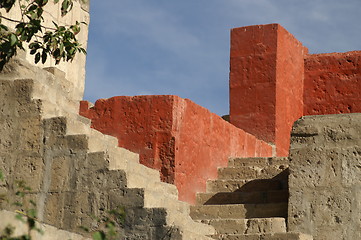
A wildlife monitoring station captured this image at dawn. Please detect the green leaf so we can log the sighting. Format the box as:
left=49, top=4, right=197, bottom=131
left=41, top=50, right=47, bottom=64
left=61, top=0, right=69, bottom=16
left=9, top=34, right=17, bottom=47
left=28, top=208, right=37, bottom=218
left=35, top=52, right=41, bottom=64
left=0, top=24, right=9, bottom=31
left=28, top=4, right=37, bottom=12
left=92, top=231, right=106, bottom=240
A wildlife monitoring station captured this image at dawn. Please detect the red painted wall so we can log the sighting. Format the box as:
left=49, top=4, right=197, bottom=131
left=80, top=96, right=177, bottom=183
left=275, top=26, right=307, bottom=156
left=80, top=96, right=273, bottom=204
left=304, top=51, right=361, bottom=115
left=230, top=24, right=307, bottom=156
left=173, top=98, right=272, bottom=202
left=229, top=24, right=278, bottom=144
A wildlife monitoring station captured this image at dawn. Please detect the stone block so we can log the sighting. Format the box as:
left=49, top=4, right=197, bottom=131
left=108, top=188, right=144, bottom=208
left=43, top=192, right=65, bottom=227
left=206, top=179, right=284, bottom=193
left=125, top=208, right=167, bottom=227
left=289, top=114, right=361, bottom=239
left=196, top=190, right=288, bottom=205
left=217, top=166, right=288, bottom=180
left=190, top=203, right=287, bottom=220
left=201, top=218, right=286, bottom=235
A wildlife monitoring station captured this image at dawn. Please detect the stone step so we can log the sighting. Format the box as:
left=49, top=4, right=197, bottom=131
left=125, top=160, right=161, bottom=185
left=181, top=230, right=215, bottom=240
left=107, top=146, right=140, bottom=169
left=206, top=179, right=287, bottom=193
left=39, top=101, right=92, bottom=136
left=86, top=128, right=119, bottom=152
left=217, top=166, right=288, bottom=180
left=196, top=190, right=288, bottom=205
left=63, top=114, right=92, bottom=135
left=190, top=203, right=288, bottom=220
left=212, top=232, right=313, bottom=240
left=32, top=67, right=79, bottom=109
left=37, top=95, right=79, bottom=118
left=200, top=218, right=286, bottom=235
left=228, top=157, right=289, bottom=168
left=171, top=212, right=216, bottom=238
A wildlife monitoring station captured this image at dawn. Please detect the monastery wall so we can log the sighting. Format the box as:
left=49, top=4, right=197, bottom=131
left=229, top=24, right=361, bottom=156
left=304, top=51, right=361, bottom=115
left=80, top=95, right=273, bottom=203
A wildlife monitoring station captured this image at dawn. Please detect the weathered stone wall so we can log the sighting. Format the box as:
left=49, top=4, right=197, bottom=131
left=0, top=76, right=180, bottom=239
left=288, top=114, right=361, bottom=240
left=80, top=95, right=273, bottom=204
left=1, top=0, right=90, bottom=100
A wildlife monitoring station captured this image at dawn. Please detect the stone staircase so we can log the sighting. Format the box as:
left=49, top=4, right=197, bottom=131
left=190, top=157, right=313, bottom=240
left=0, top=58, right=215, bottom=239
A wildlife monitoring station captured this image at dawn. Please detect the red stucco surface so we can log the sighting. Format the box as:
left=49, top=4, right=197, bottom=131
left=274, top=26, right=307, bottom=156
left=230, top=24, right=307, bottom=156
left=229, top=24, right=278, bottom=144
left=304, top=51, right=361, bottom=115
left=80, top=95, right=273, bottom=204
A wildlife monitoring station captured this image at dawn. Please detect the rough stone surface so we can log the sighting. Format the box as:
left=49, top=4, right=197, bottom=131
left=80, top=96, right=273, bottom=203
left=0, top=62, right=215, bottom=239
left=189, top=156, right=297, bottom=239
left=0, top=210, right=90, bottom=240
left=288, top=114, right=361, bottom=240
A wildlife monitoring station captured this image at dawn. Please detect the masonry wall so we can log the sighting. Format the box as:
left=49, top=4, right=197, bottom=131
left=229, top=24, right=278, bottom=145
left=304, top=51, right=361, bottom=115
left=173, top=98, right=272, bottom=203
left=80, top=96, right=177, bottom=183
left=275, top=26, right=306, bottom=156
left=288, top=113, right=361, bottom=240
left=229, top=24, right=307, bottom=156
left=229, top=24, right=361, bottom=156
left=80, top=96, right=273, bottom=203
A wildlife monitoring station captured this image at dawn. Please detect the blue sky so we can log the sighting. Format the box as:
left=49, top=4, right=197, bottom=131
left=83, top=0, right=361, bottom=116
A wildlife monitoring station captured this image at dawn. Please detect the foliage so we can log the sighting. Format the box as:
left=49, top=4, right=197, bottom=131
left=81, top=207, right=126, bottom=240
left=0, top=179, right=43, bottom=240
left=0, top=0, right=86, bottom=71
left=0, top=171, right=125, bottom=240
